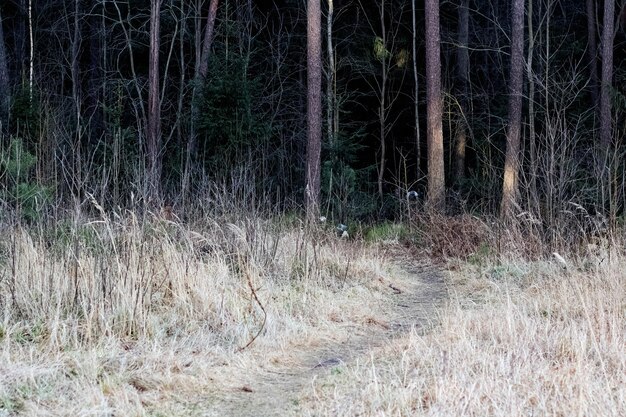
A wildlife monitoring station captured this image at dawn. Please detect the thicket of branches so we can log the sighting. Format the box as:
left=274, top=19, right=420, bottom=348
left=0, top=0, right=624, bottom=234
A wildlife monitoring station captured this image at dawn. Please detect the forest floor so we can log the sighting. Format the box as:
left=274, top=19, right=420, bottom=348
left=0, top=217, right=624, bottom=416
left=201, top=252, right=447, bottom=416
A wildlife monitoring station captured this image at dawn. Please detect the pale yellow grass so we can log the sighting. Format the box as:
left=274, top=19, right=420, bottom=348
left=0, top=212, right=387, bottom=415
left=302, top=253, right=625, bottom=416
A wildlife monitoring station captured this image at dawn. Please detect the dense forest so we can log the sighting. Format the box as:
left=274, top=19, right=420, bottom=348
left=0, top=0, right=624, bottom=229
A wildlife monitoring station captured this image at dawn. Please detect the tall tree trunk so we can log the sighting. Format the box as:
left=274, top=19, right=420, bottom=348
left=147, top=0, right=162, bottom=200
left=28, top=0, right=34, bottom=103
left=425, top=0, right=445, bottom=212
left=70, top=0, right=83, bottom=199
left=454, top=0, right=469, bottom=184
left=586, top=0, right=599, bottom=108
left=527, top=0, right=538, bottom=213
left=183, top=0, right=220, bottom=201
left=326, top=0, right=335, bottom=149
left=197, top=0, right=219, bottom=81
left=377, top=0, right=387, bottom=199
left=0, top=9, right=10, bottom=130
left=326, top=0, right=335, bottom=212
left=500, top=0, right=525, bottom=219
left=598, top=0, right=614, bottom=210
left=306, top=0, right=322, bottom=218
left=411, top=0, right=421, bottom=177
left=599, top=0, right=614, bottom=149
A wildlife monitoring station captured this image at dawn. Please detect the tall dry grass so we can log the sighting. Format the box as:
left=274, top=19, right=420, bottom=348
left=0, top=198, right=387, bottom=414
left=302, top=248, right=625, bottom=416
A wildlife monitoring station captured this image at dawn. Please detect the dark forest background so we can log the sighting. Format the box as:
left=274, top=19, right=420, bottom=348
left=0, top=0, right=624, bottom=231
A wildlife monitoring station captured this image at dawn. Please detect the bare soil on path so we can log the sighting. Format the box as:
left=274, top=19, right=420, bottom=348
left=203, top=251, right=447, bottom=417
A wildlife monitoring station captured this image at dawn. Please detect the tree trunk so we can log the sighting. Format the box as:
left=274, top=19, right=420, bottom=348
left=527, top=0, right=538, bottom=213
left=327, top=0, right=335, bottom=149
left=425, top=0, right=445, bottom=212
left=454, top=0, right=469, bottom=184
left=598, top=0, right=614, bottom=210
left=411, top=0, right=421, bottom=178
left=0, top=8, right=10, bottom=129
left=377, top=0, right=387, bottom=199
left=28, top=0, right=34, bottom=103
left=69, top=0, right=83, bottom=199
left=500, top=0, right=525, bottom=219
left=599, top=0, right=614, bottom=149
left=147, top=0, right=162, bottom=201
left=197, top=0, right=219, bottom=81
left=586, top=0, right=599, bottom=108
left=306, top=0, right=322, bottom=218
left=183, top=0, right=220, bottom=201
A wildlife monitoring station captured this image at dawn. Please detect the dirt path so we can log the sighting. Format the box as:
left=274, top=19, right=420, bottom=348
left=204, top=254, right=447, bottom=417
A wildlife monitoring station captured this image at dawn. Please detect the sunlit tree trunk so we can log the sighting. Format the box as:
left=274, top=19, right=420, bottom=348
left=147, top=0, right=163, bottom=200
left=425, top=0, right=445, bottom=212
left=326, top=0, right=335, bottom=149
left=305, top=0, right=322, bottom=219
left=500, top=0, right=525, bottom=219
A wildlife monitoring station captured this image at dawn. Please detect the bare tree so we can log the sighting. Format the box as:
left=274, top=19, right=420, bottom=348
left=376, top=0, right=388, bottom=199
left=28, top=0, right=34, bottom=103
left=425, top=0, right=445, bottom=212
left=306, top=0, right=322, bottom=218
left=356, top=0, right=408, bottom=199
left=500, top=0, right=525, bottom=218
left=183, top=0, right=220, bottom=200
left=85, top=1, right=105, bottom=146
left=0, top=8, right=9, bottom=129
left=147, top=0, right=163, bottom=200
left=70, top=0, right=82, bottom=134
left=454, top=0, right=469, bottom=184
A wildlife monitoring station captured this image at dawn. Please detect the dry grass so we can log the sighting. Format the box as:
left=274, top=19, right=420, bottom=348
left=0, top=206, right=387, bottom=415
left=301, top=250, right=625, bottom=416
left=2, top=201, right=624, bottom=416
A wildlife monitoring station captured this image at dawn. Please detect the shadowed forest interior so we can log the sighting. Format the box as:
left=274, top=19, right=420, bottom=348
left=0, top=0, right=624, bottom=230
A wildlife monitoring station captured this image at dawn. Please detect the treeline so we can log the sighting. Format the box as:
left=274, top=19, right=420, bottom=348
left=0, top=0, right=624, bottom=228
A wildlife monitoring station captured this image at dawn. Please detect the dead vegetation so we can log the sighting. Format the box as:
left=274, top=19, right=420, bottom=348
left=301, top=245, right=626, bottom=416
left=0, top=200, right=624, bottom=416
